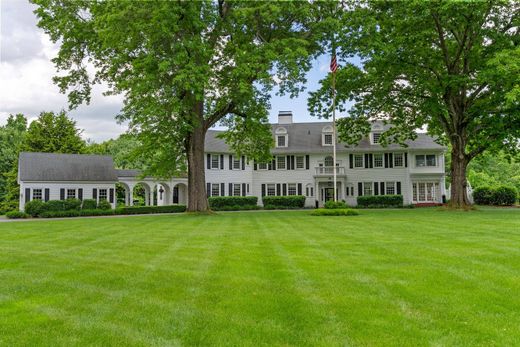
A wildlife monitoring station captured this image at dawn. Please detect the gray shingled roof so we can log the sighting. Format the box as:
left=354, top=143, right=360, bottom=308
left=115, top=169, right=142, bottom=178
left=18, top=152, right=118, bottom=182
left=206, top=122, right=445, bottom=154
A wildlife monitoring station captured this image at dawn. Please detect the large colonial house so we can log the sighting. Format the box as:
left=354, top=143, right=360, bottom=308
left=18, top=111, right=447, bottom=211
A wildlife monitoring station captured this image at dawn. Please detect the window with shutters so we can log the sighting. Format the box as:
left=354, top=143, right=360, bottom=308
left=211, top=184, right=220, bottom=197
left=288, top=183, right=297, bottom=196
left=233, top=156, right=241, bottom=170
left=258, top=163, right=267, bottom=170
left=394, top=153, right=404, bottom=167
left=233, top=184, right=241, bottom=196
left=354, top=154, right=364, bottom=168
left=99, top=189, right=107, bottom=201
left=211, top=154, right=220, bottom=169
left=267, top=184, right=276, bottom=196
left=67, top=189, right=76, bottom=199
left=306, top=184, right=314, bottom=197
left=363, top=182, right=373, bottom=196
left=296, top=156, right=305, bottom=169
left=373, top=154, right=383, bottom=168
left=32, top=189, right=42, bottom=200
left=276, top=156, right=286, bottom=170
left=386, top=182, right=396, bottom=195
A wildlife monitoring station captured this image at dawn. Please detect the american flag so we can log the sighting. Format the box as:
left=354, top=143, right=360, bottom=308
left=330, top=54, right=338, bottom=73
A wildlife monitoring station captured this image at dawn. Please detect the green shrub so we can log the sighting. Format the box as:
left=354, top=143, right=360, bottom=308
left=357, top=195, right=403, bottom=208
left=80, top=209, right=116, bottom=216
left=6, top=211, right=30, bottom=219
left=115, top=205, right=186, bottom=215
left=473, top=186, right=494, bottom=205
left=64, top=198, right=82, bottom=211
left=97, top=200, right=112, bottom=210
left=24, top=200, right=46, bottom=217
left=491, top=186, right=517, bottom=206
left=81, top=199, right=98, bottom=210
left=310, top=208, right=359, bottom=216
left=40, top=210, right=81, bottom=218
left=324, top=200, right=347, bottom=209
left=208, top=196, right=258, bottom=210
left=262, top=195, right=306, bottom=209
left=45, top=200, right=65, bottom=212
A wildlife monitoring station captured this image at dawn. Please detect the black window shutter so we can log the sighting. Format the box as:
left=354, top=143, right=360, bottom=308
left=384, top=153, right=389, bottom=168
left=272, top=158, right=276, bottom=170
left=229, top=155, right=233, bottom=170
left=268, top=162, right=272, bottom=170
left=25, top=188, right=30, bottom=203
left=92, top=188, right=97, bottom=200
left=291, top=156, right=295, bottom=170
left=380, top=182, right=385, bottom=195
left=364, top=154, right=369, bottom=168
left=60, top=188, right=65, bottom=200
left=276, top=184, right=281, bottom=196
left=109, top=188, right=114, bottom=203
left=220, top=183, right=225, bottom=196
left=282, top=183, right=287, bottom=196
left=254, top=162, right=257, bottom=170
left=305, top=155, right=310, bottom=170
left=404, top=153, right=408, bottom=167
left=44, top=188, right=50, bottom=202
left=242, top=156, right=245, bottom=170
left=229, top=183, right=233, bottom=196
left=207, top=154, right=211, bottom=169
left=397, top=182, right=402, bottom=195
left=374, top=182, right=379, bottom=195
left=369, top=154, right=373, bottom=168
left=349, top=154, right=353, bottom=169
left=389, top=153, right=394, bottom=168
left=261, top=184, right=266, bottom=196
left=242, top=183, right=246, bottom=196
left=78, top=188, right=83, bottom=201
left=286, top=156, right=291, bottom=170
left=206, top=183, right=211, bottom=198
left=220, top=155, right=224, bottom=170
left=297, top=183, right=302, bottom=195
left=358, top=182, right=363, bottom=196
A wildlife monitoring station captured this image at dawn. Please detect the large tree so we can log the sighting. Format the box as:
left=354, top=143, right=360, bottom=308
left=309, top=1, right=520, bottom=208
left=32, top=0, right=324, bottom=211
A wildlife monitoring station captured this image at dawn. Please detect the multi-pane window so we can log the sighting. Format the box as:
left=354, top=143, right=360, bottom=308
left=394, top=153, right=404, bottom=167
left=412, top=182, right=439, bottom=202
left=67, top=189, right=76, bottom=199
left=306, top=185, right=314, bottom=197
left=277, top=156, right=286, bottom=170
left=296, top=156, right=305, bottom=169
left=233, top=156, right=241, bottom=170
left=258, top=163, right=267, bottom=170
left=32, top=189, right=42, bottom=200
left=267, top=184, right=276, bottom=196
left=386, top=182, right=396, bottom=195
left=323, top=133, right=333, bottom=145
left=363, top=182, right=373, bottom=196
left=211, top=154, right=220, bottom=169
left=354, top=154, right=364, bottom=168
left=372, top=132, right=381, bottom=144
left=211, top=183, right=220, bottom=197
left=277, top=135, right=286, bottom=147
left=288, top=183, right=297, bottom=196
left=374, top=154, right=383, bottom=168
left=98, top=189, right=107, bottom=201
left=416, top=154, right=436, bottom=167
left=324, top=156, right=334, bottom=167
left=233, top=184, right=241, bottom=196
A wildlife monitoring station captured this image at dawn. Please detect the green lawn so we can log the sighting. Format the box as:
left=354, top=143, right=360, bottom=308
left=1, top=208, right=520, bottom=346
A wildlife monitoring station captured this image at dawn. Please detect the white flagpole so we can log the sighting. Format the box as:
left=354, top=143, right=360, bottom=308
left=332, top=64, right=337, bottom=202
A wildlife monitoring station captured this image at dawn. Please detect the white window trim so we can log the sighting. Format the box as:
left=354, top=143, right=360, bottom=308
left=98, top=188, right=107, bottom=201
left=371, top=132, right=382, bottom=145
left=322, top=133, right=333, bottom=146
left=258, top=162, right=268, bottom=170
left=363, top=182, right=373, bottom=196
left=232, top=156, right=241, bottom=170
left=386, top=181, right=396, bottom=195
left=266, top=183, right=276, bottom=196
left=394, top=153, right=404, bottom=167
left=32, top=188, right=43, bottom=201
left=211, top=154, right=220, bottom=169
left=233, top=183, right=241, bottom=196
left=354, top=154, right=364, bottom=169
left=276, top=156, right=286, bottom=170
left=295, top=155, right=305, bottom=170
left=287, top=183, right=297, bottom=196
left=373, top=153, right=384, bottom=168
left=415, top=154, right=437, bottom=168
left=276, top=134, right=288, bottom=148
left=211, top=183, right=221, bottom=197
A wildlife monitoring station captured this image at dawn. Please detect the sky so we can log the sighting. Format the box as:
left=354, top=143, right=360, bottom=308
left=0, top=0, right=345, bottom=142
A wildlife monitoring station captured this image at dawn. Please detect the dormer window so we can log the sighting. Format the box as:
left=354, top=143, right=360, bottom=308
left=322, top=125, right=334, bottom=146
left=372, top=132, right=381, bottom=144
left=275, top=127, right=288, bottom=148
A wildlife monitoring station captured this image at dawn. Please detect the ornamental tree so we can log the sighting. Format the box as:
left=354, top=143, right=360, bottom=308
left=309, top=1, right=520, bottom=208
left=32, top=0, right=322, bottom=211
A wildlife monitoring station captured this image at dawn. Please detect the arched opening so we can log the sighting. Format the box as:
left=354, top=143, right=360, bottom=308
left=157, top=182, right=172, bottom=206
left=133, top=182, right=152, bottom=206
left=117, top=182, right=132, bottom=207
left=173, top=183, right=188, bottom=205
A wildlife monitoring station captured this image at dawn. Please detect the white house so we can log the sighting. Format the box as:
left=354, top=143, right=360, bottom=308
left=18, top=111, right=447, bottom=211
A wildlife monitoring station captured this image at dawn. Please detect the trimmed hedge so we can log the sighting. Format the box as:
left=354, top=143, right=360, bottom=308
left=357, top=195, right=403, bottom=208
left=474, top=186, right=517, bottom=206
left=115, top=205, right=186, bottom=215
left=24, top=200, right=47, bottom=217
left=262, top=195, right=306, bottom=209
left=80, top=209, right=116, bottom=216
left=208, top=196, right=258, bottom=210
left=40, top=210, right=81, bottom=218
left=310, top=208, right=359, bottom=216
left=6, top=211, right=30, bottom=219
left=97, top=200, right=112, bottom=210
left=81, top=199, right=98, bottom=210
left=324, top=200, right=347, bottom=209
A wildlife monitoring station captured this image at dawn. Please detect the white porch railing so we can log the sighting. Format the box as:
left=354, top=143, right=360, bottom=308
left=314, top=166, right=346, bottom=175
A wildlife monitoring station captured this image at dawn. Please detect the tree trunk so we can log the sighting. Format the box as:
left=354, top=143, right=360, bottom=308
left=449, top=140, right=471, bottom=208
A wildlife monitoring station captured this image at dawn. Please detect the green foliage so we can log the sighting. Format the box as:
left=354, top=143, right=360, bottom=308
left=357, top=195, right=404, bottom=208
left=208, top=196, right=258, bottom=211
left=97, top=200, right=112, bottom=210
left=40, top=210, right=81, bottom=218
left=86, top=134, right=147, bottom=170
left=24, top=200, right=46, bottom=217
left=81, top=199, right=97, bottom=210
left=262, top=196, right=306, bottom=209
left=324, top=200, right=348, bottom=209
left=5, top=211, right=29, bottom=219
left=45, top=200, right=66, bottom=212
left=80, top=209, right=116, bottom=217
left=63, top=198, right=82, bottom=211
left=310, top=208, right=359, bottom=216
left=475, top=186, right=518, bottom=206
left=468, top=152, right=520, bottom=193
left=473, top=187, right=494, bottom=205
left=116, top=205, right=186, bottom=215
